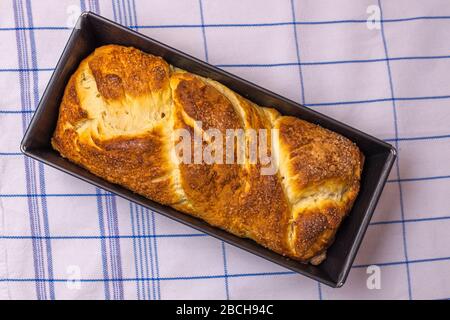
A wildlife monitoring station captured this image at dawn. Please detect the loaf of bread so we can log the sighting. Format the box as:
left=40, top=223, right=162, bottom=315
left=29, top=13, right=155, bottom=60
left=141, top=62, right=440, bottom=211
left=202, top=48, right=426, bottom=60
left=52, top=45, right=363, bottom=264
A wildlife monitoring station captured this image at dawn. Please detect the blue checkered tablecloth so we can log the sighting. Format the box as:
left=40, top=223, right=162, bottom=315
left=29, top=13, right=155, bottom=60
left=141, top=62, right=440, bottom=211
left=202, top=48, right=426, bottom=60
left=1, top=0, right=450, bottom=300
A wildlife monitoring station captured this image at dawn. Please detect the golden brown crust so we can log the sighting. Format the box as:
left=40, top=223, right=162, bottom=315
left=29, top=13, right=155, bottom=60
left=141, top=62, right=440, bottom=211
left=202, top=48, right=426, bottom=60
left=52, top=45, right=364, bottom=263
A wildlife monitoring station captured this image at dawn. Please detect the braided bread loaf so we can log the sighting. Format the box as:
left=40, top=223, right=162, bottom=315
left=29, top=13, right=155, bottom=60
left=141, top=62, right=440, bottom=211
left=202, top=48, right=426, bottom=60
left=52, top=45, right=363, bottom=264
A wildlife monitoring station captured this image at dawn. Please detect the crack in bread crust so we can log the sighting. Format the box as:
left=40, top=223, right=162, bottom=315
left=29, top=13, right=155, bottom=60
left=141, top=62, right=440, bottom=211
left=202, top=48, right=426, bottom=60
left=51, top=45, right=364, bottom=263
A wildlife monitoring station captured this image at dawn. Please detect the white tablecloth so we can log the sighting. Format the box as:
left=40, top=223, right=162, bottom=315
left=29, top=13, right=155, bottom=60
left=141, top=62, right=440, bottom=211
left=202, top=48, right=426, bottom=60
left=1, top=0, right=450, bottom=299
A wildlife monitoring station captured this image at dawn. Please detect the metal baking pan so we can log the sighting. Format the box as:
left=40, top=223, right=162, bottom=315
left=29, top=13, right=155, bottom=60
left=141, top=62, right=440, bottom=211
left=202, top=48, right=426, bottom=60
left=20, top=12, right=396, bottom=288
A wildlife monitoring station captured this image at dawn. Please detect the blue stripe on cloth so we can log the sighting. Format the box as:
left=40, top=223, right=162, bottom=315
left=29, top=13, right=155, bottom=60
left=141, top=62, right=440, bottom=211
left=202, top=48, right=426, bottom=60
left=150, top=211, right=161, bottom=300
left=290, top=0, right=306, bottom=105
left=111, top=0, right=117, bottom=23
left=137, top=206, right=150, bottom=299
left=137, top=206, right=148, bottom=299
left=129, top=0, right=161, bottom=299
left=24, top=0, right=55, bottom=300
left=2, top=252, right=450, bottom=282
left=385, top=133, right=450, bottom=142
left=13, top=0, right=47, bottom=300
left=136, top=205, right=151, bottom=300
left=217, top=54, right=450, bottom=67
left=221, top=242, right=230, bottom=300
left=198, top=0, right=209, bottom=62
left=23, top=0, right=47, bottom=300
left=378, top=0, right=412, bottom=300
left=0, top=170, right=449, bottom=192
left=370, top=215, right=450, bottom=226
left=0, top=272, right=293, bottom=282
left=130, top=204, right=142, bottom=299
left=37, top=161, right=54, bottom=299
left=133, top=15, right=450, bottom=28
left=106, top=189, right=124, bottom=299
left=145, top=207, right=156, bottom=300
left=1, top=14, right=450, bottom=32
left=353, top=255, right=450, bottom=268
left=388, top=174, right=450, bottom=183
left=0, top=68, right=54, bottom=72
left=1, top=233, right=207, bottom=240
left=304, top=94, right=450, bottom=107
left=105, top=195, right=117, bottom=298
left=0, top=26, right=70, bottom=31
left=0, top=193, right=116, bottom=197
left=130, top=0, right=138, bottom=31
left=126, top=0, right=133, bottom=29
left=96, top=188, right=111, bottom=300
left=136, top=205, right=144, bottom=300
left=0, top=271, right=294, bottom=282
left=91, top=0, right=99, bottom=13
left=111, top=196, right=124, bottom=299
left=117, top=0, right=124, bottom=25
left=0, top=110, right=34, bottom=113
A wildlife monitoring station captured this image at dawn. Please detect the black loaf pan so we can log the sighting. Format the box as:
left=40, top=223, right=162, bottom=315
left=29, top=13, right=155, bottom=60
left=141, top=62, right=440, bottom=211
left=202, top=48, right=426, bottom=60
left=21, top=12, right=396, bottom=288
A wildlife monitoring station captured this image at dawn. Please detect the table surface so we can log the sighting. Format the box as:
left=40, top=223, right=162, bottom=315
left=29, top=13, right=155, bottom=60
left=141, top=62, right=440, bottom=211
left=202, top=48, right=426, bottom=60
left=1, top=0, right=449, bottom=300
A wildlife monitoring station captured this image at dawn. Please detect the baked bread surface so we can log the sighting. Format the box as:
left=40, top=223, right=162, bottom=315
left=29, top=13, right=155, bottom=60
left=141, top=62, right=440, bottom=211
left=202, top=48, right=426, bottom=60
left=52, top=45, right=364, bottom=263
